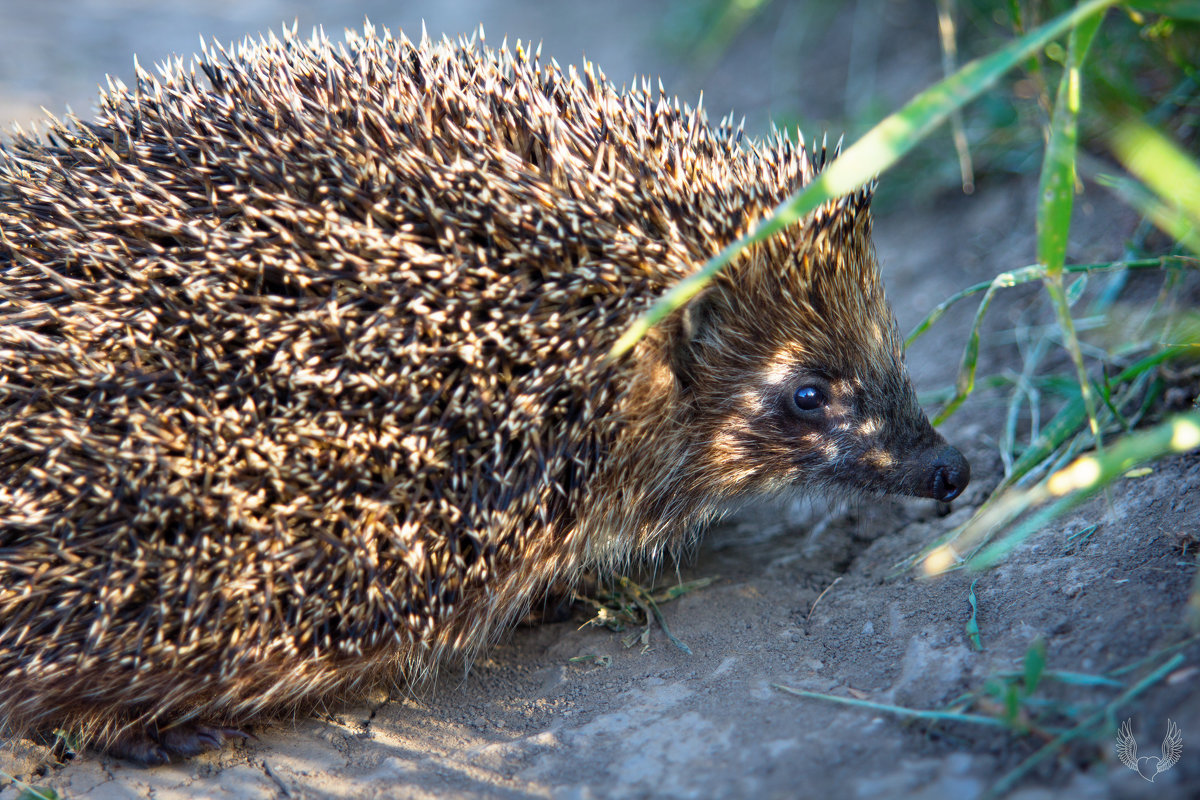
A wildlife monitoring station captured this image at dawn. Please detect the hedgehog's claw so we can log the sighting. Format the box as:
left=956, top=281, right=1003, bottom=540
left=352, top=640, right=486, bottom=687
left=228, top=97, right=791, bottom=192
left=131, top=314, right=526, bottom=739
left=107, top=724, right=251, bottom=765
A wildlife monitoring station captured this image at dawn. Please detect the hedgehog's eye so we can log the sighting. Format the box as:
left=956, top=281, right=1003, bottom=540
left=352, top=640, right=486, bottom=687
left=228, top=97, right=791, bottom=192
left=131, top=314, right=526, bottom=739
left=793, top=385, right=826, bottom=412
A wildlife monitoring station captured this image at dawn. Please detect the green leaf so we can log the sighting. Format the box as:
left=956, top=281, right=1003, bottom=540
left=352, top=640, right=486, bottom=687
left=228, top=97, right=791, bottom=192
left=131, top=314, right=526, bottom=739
left=1065, top=273, right=1087, bottom=305
left=1003, top=683, right=1022, bottom=727
left=1024, top=639, right=1047, bottom=695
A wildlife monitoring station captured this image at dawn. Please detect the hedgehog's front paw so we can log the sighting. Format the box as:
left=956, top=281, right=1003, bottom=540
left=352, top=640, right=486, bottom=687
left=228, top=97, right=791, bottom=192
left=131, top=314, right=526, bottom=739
left=107, top=723, right=251, bottom=765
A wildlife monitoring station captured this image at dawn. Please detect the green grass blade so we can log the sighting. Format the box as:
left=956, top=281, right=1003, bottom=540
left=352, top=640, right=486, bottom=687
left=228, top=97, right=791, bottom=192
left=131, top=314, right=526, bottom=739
left=1032, top=670, right=1123, bottom=688
left=918, top=343, right=1197, bottom=575
left=966, top=578, right=984, bottom=651
left=904, top=257, right=1187, bottom=347
left=1037, top=11, right=1103, bottom=275
left=1037, top=8, right=1105, bottom=447
left=1097, top=173, right=1200, bottom=255
left=609, top=0, right=1118, bottom=358
left=1001, top=344, right=1195, bottom=489
left=773, top=684, right=1009, bottom=728
left=933, top=265, right=1045, bottom=424
left=1112, top=120, right=1200, bottom=227
left=0, top=771, right=58, bottom=800
left=937, top=0, right=975, bottom=193
left=1107, top=119, right=1200, bottom=254
left=968, top=411, right=1200, bottom=570
left=923, top=410, right=1200, bottom=575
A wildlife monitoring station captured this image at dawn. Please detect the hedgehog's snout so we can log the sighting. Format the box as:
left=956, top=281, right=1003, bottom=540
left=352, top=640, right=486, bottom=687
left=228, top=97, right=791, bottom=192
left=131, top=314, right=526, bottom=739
left=926, top=445, right=970, bottom=502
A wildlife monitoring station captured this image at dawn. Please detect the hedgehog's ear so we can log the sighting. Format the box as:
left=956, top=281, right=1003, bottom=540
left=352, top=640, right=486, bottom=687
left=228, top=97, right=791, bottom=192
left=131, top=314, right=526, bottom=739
left=670, top=288, right=722, bottom=389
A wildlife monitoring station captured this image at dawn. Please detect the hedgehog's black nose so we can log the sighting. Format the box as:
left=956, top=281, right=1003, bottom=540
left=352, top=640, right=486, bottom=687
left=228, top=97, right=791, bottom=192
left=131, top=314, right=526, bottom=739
left=929, top=446, right=970, bottom=502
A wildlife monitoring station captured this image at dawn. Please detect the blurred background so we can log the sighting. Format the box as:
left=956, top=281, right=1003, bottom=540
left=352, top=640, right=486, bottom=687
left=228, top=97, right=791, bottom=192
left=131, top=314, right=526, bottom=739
left=6, top=1, right=1191, bottom=216
left=0, top=1, right=944, bottom=165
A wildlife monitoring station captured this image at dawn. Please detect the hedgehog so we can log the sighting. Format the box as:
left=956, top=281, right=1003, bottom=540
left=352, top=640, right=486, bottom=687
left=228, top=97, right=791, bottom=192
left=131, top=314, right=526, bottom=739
left=0, top=22, right=969, bottom=763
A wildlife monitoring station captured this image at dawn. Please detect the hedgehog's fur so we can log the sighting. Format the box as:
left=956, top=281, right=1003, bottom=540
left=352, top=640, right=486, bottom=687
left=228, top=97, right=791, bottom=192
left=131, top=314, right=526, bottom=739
left=0, top=23, right=967, bottom=759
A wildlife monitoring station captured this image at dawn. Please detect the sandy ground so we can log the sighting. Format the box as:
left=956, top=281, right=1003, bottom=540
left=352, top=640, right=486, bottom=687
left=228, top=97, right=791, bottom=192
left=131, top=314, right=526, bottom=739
left=2, top=2, right=1199, bottom=798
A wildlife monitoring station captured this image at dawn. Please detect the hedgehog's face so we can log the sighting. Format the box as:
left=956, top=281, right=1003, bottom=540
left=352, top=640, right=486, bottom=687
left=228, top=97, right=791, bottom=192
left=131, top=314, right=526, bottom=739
left=725, top=352, right=970, bottom=502
left=670, top=258, right=969, bottom=504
